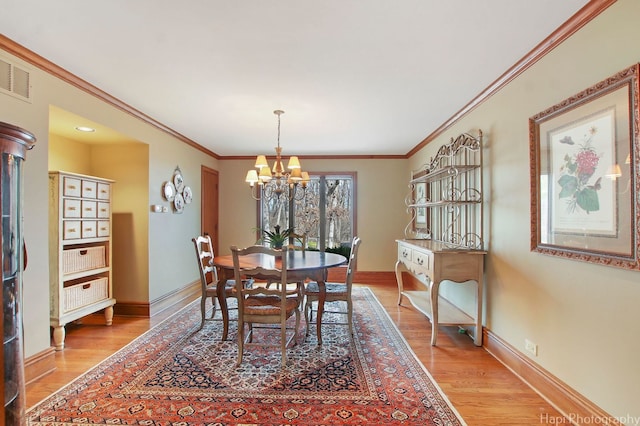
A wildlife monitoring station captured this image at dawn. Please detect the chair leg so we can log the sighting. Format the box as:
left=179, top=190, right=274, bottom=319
left=209, top=295, right=217, bottom=319
left=347, top=299, right=353, bottom=336
left=294, top=308, right=300, bottom=347
left=281, top=319, right=287, bottom=367
left=237, top=321, right=244, bottom=367
left=247, top=323, right=254, bottom=343
left=304, top=298, right=312, bottom=336
left=199, top=296, right=207, bottom=330
left=219, top=296, right=230, bottom=341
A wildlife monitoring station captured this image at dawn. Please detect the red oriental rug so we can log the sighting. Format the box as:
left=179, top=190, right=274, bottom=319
left=27, top=287, right=465, bottom=425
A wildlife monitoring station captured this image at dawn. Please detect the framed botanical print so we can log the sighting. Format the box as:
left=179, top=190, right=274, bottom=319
left=529, top=63, right=640, bottom=270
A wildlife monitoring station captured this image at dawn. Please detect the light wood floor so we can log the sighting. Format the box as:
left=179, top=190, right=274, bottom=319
left=26, top=281, right=565, bottom=425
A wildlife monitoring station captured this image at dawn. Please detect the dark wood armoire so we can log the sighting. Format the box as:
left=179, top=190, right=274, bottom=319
left=0, top=122, right=36, bottom=425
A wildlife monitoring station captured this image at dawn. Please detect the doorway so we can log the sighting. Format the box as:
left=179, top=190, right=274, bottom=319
left=201, top=166, right=219, bottom=256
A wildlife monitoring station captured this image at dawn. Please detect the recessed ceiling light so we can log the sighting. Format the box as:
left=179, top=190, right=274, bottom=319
left=75, top=126, right=95, bottom=132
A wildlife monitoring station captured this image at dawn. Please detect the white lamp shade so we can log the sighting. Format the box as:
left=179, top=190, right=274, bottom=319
left=259, top=166, right=273, bottom=182
left=245, top=169, right=259, bottom=185
left=255, top=155, right=268, bottom=169
left=287, top=156, right=301, bottom=169
left=290, top=168, right=302, bottom=181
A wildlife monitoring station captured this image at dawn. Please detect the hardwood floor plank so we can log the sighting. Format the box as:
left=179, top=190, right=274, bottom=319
left=26, top=280, right=566, bottom=425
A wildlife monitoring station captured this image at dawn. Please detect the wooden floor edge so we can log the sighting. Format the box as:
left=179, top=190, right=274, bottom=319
left=482, top=328, right=621, bottom=426
left=24, top=347, right=56, bottom=386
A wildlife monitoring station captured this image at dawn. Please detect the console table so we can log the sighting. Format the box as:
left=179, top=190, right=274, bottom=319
left=395, top=239, right=485, bottom=346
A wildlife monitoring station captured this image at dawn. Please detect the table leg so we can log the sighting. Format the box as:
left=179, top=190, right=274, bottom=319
left=217, top=268, right=232, bottom=341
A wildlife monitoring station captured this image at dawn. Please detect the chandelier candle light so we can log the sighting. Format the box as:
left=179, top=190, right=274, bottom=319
left=245, top=110, right=310, bottom=200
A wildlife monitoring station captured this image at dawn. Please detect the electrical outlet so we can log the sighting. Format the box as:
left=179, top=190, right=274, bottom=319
left=525, top=339, right=538, bottom=356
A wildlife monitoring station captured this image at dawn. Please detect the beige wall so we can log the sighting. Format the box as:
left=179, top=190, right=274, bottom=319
left=409, top=0, right=639, bottom=419
left=48, top=134, right=92, bottom=174
left=91, top=143, right=150, bottom=303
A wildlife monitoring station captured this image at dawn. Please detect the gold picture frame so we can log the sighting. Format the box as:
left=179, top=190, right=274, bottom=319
left=529, top=63, right=640, bottom=270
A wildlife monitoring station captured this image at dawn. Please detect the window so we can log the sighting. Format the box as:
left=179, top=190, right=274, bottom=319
left=260, top=172, right=356, bottom=252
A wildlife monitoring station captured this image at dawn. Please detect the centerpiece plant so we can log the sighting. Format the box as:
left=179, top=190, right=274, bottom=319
left=259, top=225, right=293, bottom=249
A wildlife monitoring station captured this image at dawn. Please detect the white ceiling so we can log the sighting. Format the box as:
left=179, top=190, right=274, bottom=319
left=1, top=0, right=590, bottom=156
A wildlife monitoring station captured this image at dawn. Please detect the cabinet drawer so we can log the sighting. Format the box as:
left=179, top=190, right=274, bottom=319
left=81, top=180, right=97, bottom=199
left=63, top=246, right=106, bottom=274
left=413, top=250, right=431, bottom=271
left=97, top=202, right=110, bottom=218
left=63, top=221, right=81, bottom=240
left=63, top=177, right=82, bottom=197
left=81, top=200, right=97, bottom=218
left=97, top=221, right=110, bottom=237
left=398, top=244, right=412, bottom=263
left=97, top=182, right=110, bottom=200
left=82, top=221, right=97, bottom=238
left=63, top=277, right=108, bottom=312
left=63, top=199, right=81, bottom=218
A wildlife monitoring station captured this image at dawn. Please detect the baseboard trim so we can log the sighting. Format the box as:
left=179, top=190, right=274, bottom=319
left=25, top=347, right=56, bottom=385
left=149, top=280, right=200, bottom=317
left=483, top=328, right=620, bottom=426
left=114, top=280, right=200, bottom=318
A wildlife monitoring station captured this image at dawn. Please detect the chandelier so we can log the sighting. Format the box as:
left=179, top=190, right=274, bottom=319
left=245, top=110, right=309, bottom=200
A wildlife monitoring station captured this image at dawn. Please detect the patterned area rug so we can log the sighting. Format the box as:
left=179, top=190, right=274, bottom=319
left=28, top=287, right=465, bottom=425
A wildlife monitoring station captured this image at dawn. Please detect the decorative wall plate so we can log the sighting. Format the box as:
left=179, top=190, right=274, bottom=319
left=173, top=170, right=184, bottom=193
left=183, top=186, right=193, bottom=204
left=163, top=181, right=176, bottom=201
left=174, top=193, right=185, bottom=213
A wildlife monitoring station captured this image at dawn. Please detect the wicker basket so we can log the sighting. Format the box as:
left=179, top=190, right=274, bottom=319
left=64, top=277, right=108, bottom=312
left=63, top=246, right=106, bottom=274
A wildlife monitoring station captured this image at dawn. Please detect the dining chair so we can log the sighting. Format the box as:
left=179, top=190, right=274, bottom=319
left=231, top=245, right=303, bottom=367
left=192, top=235, right=251, bottom=340
left=265, top=232, right=307, bottom=290
left=287, top=233, right=307, bottom=251
left=304, top=236, right=362, bottom=338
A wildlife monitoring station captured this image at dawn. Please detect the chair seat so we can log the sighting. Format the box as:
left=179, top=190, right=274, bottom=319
left=204, top=279, right=248, bottom=296
left=244, top=295, right=299, bottom=316
left=305, top=281, right=348, bottom=296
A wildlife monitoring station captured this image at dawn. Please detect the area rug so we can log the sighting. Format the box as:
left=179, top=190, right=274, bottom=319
left=27, top=287, right=465, bottom=425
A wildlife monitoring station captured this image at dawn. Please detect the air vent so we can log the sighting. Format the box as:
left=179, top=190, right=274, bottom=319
left=0, top=57, right=31, bottom=102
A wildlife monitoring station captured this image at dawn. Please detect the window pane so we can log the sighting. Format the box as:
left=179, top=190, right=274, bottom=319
left=324, top=177, right=353, bottom=249
left=293, top=177, right=320, bottom=249
left=261, top=193, right=289, bottom=234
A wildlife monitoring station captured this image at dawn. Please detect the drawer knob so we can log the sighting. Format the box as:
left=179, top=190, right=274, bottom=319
left=79, top=249, right=88, bottom=256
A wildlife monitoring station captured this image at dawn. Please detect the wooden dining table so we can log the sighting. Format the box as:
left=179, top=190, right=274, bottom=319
left=213, top=250, right=347, bottom=345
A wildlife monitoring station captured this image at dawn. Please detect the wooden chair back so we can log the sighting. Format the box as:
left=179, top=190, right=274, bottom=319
left=230, top=245, right=302, bottom=366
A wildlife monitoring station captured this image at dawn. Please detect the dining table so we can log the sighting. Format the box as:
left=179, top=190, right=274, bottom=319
left=213, top=249, right=347, bottom=345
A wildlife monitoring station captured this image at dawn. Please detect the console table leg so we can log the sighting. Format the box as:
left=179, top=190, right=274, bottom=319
left=395, top=260, right=405, bottom=305
left=430, top=279, right=441, bottom=346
